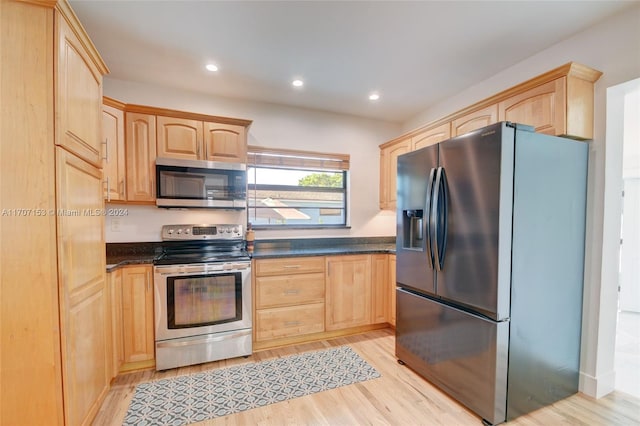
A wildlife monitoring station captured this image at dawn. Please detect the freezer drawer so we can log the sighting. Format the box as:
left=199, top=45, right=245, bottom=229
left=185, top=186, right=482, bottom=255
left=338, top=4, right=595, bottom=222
left=395, top=288, right=509, bottom=425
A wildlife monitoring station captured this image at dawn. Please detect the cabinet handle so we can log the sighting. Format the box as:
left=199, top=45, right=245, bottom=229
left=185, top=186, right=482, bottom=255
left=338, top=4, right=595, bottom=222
left=197, top=143, right=201, bottom=158
left=283, top=265, right=301, bottom=269
left=203, top=140, right=208, bottom=159
left=119, top=180, right=125, bottom=199
left=283, top=289, right=300, bottom=295
left=101, top=138, right=109, bottom=161
left=146, top=270, right=151, bottom=292
left=284, top=321, right=301, bottom=327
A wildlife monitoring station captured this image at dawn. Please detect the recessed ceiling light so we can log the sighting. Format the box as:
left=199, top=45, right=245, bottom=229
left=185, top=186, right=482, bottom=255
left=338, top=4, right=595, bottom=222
left=205, top=64, right=218, bottom=72
left=369, top=93, right=380, bottom=101
left=292, top=79, right=304, bottom=87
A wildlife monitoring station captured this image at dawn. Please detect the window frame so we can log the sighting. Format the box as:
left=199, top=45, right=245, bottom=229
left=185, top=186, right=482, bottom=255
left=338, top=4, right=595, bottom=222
left=247, top=146, right=350, bottom=230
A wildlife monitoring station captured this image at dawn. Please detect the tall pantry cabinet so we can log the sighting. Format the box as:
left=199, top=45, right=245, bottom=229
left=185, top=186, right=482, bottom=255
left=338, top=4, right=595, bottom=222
left=1, top=1, right=109, bottom=425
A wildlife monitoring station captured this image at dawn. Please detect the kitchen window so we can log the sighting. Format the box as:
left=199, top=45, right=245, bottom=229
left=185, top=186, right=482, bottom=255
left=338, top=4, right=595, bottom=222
left=247, top=146, right=350, bottom=228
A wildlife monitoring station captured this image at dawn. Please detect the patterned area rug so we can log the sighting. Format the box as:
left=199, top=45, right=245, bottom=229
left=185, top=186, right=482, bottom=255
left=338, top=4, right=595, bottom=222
left=123, top=345, right=380, bottom=425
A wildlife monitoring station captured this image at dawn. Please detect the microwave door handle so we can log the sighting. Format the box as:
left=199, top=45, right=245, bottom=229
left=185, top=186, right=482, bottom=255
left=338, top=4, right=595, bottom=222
left=425, top=167, right=436, bottom=269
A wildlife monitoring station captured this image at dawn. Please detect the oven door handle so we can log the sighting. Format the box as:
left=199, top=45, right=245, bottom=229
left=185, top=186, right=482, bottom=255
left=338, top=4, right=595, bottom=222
left=156, top=329, right=251, bottom=348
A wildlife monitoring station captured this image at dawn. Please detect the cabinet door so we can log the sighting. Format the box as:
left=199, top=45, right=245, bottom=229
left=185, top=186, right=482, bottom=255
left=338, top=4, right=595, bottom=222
left=56, top=148, right=108, bottom=426
left=121, top=266, right=154, bottom=364
left=108, top=269, right=124, bottom=377
left=411, top=122, right=451, bottom=150
left=203, top=122, right=247, bottom=162
left=102, top=103, right=126, bottom=201
left=371, top=254, right=389, bottom=324
left=125, top=112, right=157, bottom=202
left=56, top=14, right=104, bottom=168
left=389, top=255, right=397, bottom=327
left=325, top=255, right=372, bottom=331
left=1, top=4, right=63, bottom=424
left=451, top=104, right=498, bottom=137
left=379, top=138, right=411, bottom=211
left=498, top=78, right=566, bottom=136
left=156, top=116, right=203, bottom=160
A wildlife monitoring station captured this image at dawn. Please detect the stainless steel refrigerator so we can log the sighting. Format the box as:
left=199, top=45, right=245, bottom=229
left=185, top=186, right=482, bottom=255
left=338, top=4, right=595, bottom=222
left=395, top=122, right=588, bottom=425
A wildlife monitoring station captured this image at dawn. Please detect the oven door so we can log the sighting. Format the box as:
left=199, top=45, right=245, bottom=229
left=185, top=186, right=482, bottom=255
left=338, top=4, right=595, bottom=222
left=154, top=262, right=251, bottom=342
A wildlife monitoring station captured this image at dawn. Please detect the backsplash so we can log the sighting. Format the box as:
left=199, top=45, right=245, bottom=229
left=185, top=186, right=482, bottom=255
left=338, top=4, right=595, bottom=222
left=104, top=203, right=245, bottom=243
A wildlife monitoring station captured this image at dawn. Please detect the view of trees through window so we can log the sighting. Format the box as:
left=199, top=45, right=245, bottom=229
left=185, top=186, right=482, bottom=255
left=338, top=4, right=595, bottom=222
left=247, top=167, right=347, bottom=228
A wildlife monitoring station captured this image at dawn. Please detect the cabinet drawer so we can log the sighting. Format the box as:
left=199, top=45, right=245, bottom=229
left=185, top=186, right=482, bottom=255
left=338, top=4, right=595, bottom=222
left=255, top=257, right=325, bottom=276
left=256, top=273, right=325, bottom=309
left=255, top=303, right=325, bottom=341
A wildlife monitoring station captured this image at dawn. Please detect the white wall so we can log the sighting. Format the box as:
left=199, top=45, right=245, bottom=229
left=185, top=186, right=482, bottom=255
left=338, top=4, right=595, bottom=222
left=103, top=81, right=399, bottom=242
left=619, top=87, right=640, bottom=313
left=402, top=5, right=640, bottom=398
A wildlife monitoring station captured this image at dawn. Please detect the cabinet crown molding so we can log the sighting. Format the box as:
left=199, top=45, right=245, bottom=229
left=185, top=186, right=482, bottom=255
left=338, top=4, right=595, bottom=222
left=122, top=102, right=253, bottom=127
left=103, top=96, right=127, bottom=110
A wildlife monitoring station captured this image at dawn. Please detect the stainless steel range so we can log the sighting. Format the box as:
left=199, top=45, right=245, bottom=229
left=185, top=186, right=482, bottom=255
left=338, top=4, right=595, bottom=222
left=153, top=224, right=252, bottom=371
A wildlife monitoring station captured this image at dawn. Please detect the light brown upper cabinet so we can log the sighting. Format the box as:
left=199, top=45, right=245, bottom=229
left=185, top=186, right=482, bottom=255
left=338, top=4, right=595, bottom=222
left=498, top=79, right=564, bottom=136
left=56, top=11, right=104, bottom=168
left=157, top=117, right=248, bottom=163
left=411, top=122, right=451, bottom=151
left=379, top=62, right=602, bottom=210
left=125, top=112, right=157, bottom=202
left=451, top=104, right=498, bottom=137
left=379, top=137, right=411, bottom=211
left=203, top=122, right=247, bottom=162
left=156, top=116, right=203, bottom=160
left=498, top=67, right=601, bottom=140
left=102, top=98, right=126, bottom=201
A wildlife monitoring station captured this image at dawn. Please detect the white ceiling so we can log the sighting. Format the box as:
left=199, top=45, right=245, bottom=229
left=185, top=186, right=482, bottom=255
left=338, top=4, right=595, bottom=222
left=70, top=0, right=636, bottom=124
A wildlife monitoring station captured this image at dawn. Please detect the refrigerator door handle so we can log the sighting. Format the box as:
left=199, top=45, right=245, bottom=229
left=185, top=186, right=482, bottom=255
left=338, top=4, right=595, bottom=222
left=425, top=167, right=436, bottom=269
left=432, top=166, right=449, bottom=271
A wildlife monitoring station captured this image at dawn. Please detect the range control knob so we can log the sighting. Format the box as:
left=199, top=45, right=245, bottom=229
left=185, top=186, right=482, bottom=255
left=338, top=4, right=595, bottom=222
left=167, top=229, right=174, bottom=234
left=176, top=229, right=182, bottom=234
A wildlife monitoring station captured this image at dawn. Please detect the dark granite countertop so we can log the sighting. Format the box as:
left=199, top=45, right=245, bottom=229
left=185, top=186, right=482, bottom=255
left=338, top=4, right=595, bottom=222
left=251, top=237, right=396, bottom=259
left=105, top=237, right=396, bottom=271
left=106, top=242, right=163, bottom=272
left=106, top=255, right=156, bottom=272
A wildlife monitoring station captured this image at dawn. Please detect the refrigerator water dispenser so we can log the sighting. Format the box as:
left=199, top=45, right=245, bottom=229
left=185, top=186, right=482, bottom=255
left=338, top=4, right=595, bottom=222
left=402, top=209, right=424, bottom=250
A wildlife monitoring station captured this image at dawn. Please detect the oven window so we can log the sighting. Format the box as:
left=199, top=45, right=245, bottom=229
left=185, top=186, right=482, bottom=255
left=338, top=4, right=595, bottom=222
left=167, top=272, right=242, bottom=328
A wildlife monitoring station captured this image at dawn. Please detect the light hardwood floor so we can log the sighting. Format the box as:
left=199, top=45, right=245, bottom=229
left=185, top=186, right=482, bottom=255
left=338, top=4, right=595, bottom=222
left=93, top=328, right=640, bottom=425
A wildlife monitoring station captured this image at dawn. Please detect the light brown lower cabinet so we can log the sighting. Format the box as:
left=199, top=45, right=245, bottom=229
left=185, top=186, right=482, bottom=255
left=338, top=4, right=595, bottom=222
left=389, top=254, right=397, bottom=327
left=253, top=254, right=395, bottom=348
left=371, top=254, right=389, bottom=324
left=325, top=255, right=372, bottom=331
left=120, top=265, right=155, bottom=369
left=254, top=257, right=326, bottom=343
left=107, top=269, right=124, bottom=378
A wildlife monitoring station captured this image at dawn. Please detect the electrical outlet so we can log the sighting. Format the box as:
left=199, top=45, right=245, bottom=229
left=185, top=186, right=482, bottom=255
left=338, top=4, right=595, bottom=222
left=111, top=218, right=121, bottom=232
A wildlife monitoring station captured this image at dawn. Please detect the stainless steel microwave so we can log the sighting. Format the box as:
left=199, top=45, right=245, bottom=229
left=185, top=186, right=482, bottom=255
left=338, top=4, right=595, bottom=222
left=155, top=157, right=247, bottom=209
